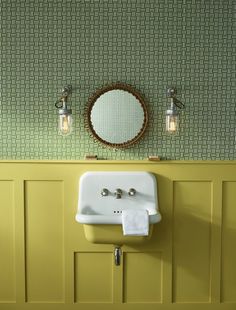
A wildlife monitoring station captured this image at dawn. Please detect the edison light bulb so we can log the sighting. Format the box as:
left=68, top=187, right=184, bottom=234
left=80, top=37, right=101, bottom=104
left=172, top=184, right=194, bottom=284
left=166, top=99, right=178, bottom=134
left=166, top=87, right=183, bottom=133
left=58, top=113, right=73, bottom=136
left=166, top=114, right=178, bottom=133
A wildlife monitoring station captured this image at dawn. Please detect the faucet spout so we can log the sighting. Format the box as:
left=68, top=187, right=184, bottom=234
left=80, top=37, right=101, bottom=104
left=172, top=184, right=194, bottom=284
left=115, top=188, right=122, bottom=199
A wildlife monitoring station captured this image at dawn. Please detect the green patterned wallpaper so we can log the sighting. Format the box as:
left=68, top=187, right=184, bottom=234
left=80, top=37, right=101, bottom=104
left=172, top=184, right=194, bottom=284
left=0, top=0, right=235, bottom=160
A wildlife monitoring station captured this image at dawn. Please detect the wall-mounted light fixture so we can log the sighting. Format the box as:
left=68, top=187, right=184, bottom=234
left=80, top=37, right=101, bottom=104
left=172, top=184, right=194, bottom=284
left=55, top=85, right=73, bottom=136
left=166, top=87, right=184, bottom=133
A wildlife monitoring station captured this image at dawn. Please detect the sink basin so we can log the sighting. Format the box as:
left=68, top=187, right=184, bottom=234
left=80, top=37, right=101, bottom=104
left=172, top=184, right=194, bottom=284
left=76, top=171, right=161, bottom=244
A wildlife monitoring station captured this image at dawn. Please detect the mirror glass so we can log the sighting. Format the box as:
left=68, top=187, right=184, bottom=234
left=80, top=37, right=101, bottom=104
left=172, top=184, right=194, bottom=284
left=87, top=83, right=148, bottom=148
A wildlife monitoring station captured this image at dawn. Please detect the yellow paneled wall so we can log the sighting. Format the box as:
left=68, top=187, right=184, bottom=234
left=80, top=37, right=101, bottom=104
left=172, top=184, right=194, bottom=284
left=173, top=181, right=212, bottom=302
left=0, top=181, right=15, bottom=302
left=221, top=182, right=236, bottom=303
left=25, top=181, right=64, bottom=302
left=0, top=161, right=236, bottom=310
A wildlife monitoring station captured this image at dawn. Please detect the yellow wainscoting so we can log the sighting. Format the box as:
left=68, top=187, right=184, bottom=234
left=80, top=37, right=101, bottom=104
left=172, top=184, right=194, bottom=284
left=74, top=252, right=113, bottom=303
left=221, top=182, right=236, bottom=303
left=0, top=180, right=15, bottom=303
left=25, top=181, right=64, bottom=302
left=0, top=160, right=236, bottom=310
left=123, top=252, right=162, bottom=303
left=173, top=181, right=212, bottom=303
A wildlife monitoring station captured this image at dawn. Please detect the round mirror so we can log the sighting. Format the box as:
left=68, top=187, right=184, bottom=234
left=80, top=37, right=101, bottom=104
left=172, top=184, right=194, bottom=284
left=86, top=83, right=148, bottom=148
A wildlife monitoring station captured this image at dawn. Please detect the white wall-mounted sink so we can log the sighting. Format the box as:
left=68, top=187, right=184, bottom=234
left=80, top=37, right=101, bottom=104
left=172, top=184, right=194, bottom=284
left=75, top=171, right=162, bottom=244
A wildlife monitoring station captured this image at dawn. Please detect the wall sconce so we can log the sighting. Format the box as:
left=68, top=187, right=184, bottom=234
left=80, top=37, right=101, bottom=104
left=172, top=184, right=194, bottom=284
left=166, top=87, right=184, bottom=133
left=55, top=85, right=73, bottom=136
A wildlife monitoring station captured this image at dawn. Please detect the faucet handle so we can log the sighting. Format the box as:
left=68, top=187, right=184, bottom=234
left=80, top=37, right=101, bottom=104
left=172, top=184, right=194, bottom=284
left=101, top=188, right=109, bottom=196
left=128, top=188, right=136, bottom=196
left=115, top=188, right=122, bottom=199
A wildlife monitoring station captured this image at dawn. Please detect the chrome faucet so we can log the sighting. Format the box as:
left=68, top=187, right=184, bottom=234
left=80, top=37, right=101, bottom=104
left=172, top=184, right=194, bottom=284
left=114, top=246, right=122, bottom=266
left=114, top=188, right=122, bottom=199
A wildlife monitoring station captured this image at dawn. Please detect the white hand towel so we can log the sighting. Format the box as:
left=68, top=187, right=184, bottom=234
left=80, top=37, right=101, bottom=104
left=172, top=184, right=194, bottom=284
left=122, top=209, right=149, bottom=236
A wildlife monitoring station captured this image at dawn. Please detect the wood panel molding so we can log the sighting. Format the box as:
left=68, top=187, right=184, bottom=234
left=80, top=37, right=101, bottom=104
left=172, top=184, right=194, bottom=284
left=0, top=161, right=235, bottom=310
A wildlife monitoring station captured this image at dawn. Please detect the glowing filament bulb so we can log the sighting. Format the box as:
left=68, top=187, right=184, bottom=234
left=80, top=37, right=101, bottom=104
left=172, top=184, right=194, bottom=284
left=58, top=111, right=73, bottom=136
left=55, top=86, right=73, bottom=136
left=166, top=114, right=178, bottom=133
left=166, top=98, right=178, bottom=134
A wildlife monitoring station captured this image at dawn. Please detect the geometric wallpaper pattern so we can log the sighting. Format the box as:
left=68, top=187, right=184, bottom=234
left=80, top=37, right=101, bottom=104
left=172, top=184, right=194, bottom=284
left=0, top=0, right=235, bottom=160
